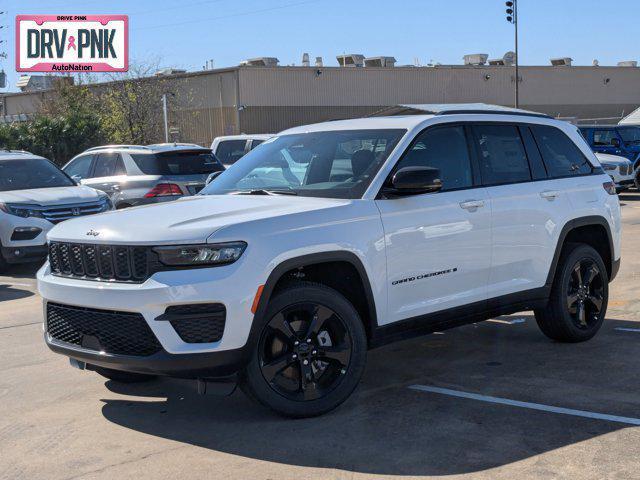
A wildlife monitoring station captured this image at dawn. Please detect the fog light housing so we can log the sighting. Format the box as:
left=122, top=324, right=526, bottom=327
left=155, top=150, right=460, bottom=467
left=11, top=227, right=42, bottom=241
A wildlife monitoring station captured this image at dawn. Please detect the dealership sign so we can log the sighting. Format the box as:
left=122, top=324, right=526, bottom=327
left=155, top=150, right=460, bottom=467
left=16, top=15, right=128, bottom=72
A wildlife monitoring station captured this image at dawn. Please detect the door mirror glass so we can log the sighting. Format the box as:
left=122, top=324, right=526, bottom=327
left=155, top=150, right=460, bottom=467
left=205, top=170, right=223, bottom=185
left=389, top=166, right=443, bottom=195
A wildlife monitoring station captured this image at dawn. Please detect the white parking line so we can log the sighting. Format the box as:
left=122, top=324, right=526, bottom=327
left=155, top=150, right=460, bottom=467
left=614, top=327, right=640, bottom=333
left=409, top=385, right=640, bottom=426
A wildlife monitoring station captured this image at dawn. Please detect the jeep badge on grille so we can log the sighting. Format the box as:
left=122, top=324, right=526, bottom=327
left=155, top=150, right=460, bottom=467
left=86, top=230, right=100, bottom=237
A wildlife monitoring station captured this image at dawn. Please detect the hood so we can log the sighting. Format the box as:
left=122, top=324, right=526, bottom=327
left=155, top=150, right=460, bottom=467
left=0, top=185, right=104, bottom=205
left=595, top=153, right=631, bottom=166
left=47, top=194, right=349, bottom=245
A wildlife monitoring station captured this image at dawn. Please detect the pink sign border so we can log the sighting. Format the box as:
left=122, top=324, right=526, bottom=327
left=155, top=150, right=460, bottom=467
left=16, top=14, right=129, bottom=72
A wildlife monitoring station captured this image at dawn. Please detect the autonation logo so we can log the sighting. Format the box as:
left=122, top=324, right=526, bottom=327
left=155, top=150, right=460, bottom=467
left=16, top=15, right=128, bottom=72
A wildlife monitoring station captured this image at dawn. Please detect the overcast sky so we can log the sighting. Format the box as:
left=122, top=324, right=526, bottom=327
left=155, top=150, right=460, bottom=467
left=4, top=0, right=639, bottom=91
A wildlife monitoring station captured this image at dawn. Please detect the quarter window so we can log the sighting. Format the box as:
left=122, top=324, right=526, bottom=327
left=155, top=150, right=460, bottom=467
left=472, top=125, right=531, bottom=185
left=532, top=126, right=593, bottom=177
left=395, top=126, right=473, bottom=191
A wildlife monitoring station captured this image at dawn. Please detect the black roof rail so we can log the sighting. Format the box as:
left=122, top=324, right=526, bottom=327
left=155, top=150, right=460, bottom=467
left=436, top=109, right=552, bottom=119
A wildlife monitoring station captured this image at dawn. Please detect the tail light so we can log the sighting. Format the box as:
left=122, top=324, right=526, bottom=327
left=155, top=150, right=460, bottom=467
left=602, top=181, right=617, bottom=195
left=144, top=183, right=183, bottom=198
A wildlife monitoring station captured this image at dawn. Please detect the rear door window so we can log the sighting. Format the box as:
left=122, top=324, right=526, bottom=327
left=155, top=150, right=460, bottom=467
left=215, top=140, right=248, bottom=164
left=531, top=126, right=593, bottom=177
left=471, top=124, right=532, bottom=185
left=131, top=151, right=223, bottom=175
left=91, top=153, right=120, bottom=178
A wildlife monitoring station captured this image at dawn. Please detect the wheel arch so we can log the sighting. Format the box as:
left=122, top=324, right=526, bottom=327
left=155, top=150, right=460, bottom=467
left=252, top=251, right=379, bottom=344
left=546, top=215, right=617, bottom=285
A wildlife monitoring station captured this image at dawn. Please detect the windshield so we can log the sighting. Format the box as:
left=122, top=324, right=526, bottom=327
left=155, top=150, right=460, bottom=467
left=0, top=158, right=74, bottom=192
left=132, top=151, right=223, bottom=175
left=201, top=129, right=406, bottom=199
left=618, top=127, right=640, bottom=143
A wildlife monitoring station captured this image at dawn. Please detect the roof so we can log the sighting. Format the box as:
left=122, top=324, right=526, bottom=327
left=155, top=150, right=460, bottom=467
left=619, top=106, right=640, bottom=126
left=0, top=151, right=45, bottom=161
left=280, top=115, right=434, bottom=134
left=281, top=103, right=556, bottom=134
left=370, top=103, right=550, bottom=118
left=85, top=143, right=210, bottom=154
left=212, top=134, right=273, bottom=141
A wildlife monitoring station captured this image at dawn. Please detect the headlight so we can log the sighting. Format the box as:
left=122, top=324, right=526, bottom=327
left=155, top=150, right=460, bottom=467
left=602, top=164, right=617, bottom=171
left=0, top=203, right=45, bottom=218
left=153, top=242, right=247, bottom=267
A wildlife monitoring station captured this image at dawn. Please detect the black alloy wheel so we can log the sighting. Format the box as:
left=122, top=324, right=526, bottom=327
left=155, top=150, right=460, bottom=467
left=259, top=302, right=352, bottom=401
left=240, top=281, right=367, bottom=417
left=535, top=243, right=608, bottom=343
left=566, top=259, right=604, bottom=330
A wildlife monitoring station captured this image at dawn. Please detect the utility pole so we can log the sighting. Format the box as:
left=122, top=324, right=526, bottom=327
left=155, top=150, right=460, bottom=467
left=162, top=93, right=169, bottom=143
left=506, top=1, right=519, bottom=108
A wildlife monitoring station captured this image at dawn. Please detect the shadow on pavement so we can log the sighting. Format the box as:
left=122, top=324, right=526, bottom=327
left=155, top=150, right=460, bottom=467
left=0, top=262, right=42, bottom=280
left=99, top=315, right=640, bottom=475
left=0, top=284, right=34, bottom=302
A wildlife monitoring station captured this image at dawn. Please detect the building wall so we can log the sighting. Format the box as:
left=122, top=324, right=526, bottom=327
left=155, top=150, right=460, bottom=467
left=2, top=65, right=640, bottom=143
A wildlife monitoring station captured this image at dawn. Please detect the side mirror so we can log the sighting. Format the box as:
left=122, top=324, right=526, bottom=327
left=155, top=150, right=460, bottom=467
left=386, top=166, right=443, bottom=195
left=206, top=171, right=223, bottom=185
left=71, top=174, right=82, bottom=184
left=611, top=137, right=621, bottom=148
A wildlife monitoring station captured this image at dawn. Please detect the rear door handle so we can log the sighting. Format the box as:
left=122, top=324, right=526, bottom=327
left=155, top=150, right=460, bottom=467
left=540, top=190, right=559, bottom=200
left=459, top=200, right=485, bottom=210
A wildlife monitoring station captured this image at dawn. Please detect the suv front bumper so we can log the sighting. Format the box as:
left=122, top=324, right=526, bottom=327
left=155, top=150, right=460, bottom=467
left=38, top=257, right=261, bottom=378
left=45, top=333, right=247, bottom=378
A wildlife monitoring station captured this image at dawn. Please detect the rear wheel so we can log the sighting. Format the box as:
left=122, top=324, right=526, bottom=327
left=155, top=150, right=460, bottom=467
left=0, top=242, right=8, bottom=273
left=240, top=282, right=367, bottom=418
left=535, top=243, right=608, bottom=342
left=92, top=366, right=157, bottom=383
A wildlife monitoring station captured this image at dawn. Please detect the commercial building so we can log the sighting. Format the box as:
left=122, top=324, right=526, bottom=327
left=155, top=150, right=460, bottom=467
left=2, top=58, right=640, bottom=145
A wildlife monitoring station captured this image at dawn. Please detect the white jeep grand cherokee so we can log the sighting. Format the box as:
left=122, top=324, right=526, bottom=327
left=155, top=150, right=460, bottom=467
left=38, top=106, right=621, bottom=417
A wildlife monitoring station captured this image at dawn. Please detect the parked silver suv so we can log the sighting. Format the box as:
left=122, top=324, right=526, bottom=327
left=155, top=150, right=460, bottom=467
left=62, top=144, right=224, bottom=209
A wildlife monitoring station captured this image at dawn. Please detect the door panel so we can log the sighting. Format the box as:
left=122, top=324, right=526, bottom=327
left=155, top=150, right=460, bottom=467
left=377, top=188, right=492, bottom=323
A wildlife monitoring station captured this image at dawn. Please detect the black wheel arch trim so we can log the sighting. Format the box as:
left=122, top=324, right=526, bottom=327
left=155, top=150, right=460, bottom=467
left=545, top=215, right=617, bottom=286
left=251, top=251, right=379, bottom=344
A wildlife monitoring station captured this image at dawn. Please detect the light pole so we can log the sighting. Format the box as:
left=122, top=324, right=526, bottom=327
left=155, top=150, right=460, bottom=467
left=506, top=0, right=519, bottom=108
left=162, top=93, right=169, bottom=143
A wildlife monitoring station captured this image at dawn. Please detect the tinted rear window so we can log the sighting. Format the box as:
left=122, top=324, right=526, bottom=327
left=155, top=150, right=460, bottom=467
left=132, top=151, right=223, bottom=175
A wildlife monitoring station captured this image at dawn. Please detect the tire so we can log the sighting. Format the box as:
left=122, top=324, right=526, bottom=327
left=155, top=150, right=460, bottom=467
left=92, top=366, right=157, bottom=383
left=116, top=203, right=131, bottom=210
left=0, top=252, right=8, bottom=273
left=535, top=243, right=608, bottom=343
left=240, top=281, right=368, bottom=418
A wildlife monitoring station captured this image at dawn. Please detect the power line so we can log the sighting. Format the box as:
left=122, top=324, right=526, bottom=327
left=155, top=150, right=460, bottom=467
left=134, top=0, right=324, bottom=31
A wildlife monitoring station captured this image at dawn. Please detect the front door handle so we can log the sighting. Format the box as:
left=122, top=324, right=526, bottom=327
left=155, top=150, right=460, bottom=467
left=540, top=190, right=559, bottom=200
left=459, top=200, right=485, bottom=210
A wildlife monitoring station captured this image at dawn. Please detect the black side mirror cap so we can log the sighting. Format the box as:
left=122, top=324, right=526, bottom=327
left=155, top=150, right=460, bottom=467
left=384, top=166, right=443, bottom=196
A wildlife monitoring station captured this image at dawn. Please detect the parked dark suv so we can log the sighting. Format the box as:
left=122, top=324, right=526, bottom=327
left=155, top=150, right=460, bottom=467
left=63, top=144, right=225, bottom=209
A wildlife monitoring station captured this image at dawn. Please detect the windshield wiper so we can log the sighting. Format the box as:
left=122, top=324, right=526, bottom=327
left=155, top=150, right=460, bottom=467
left=232, top=189, right=298, bottom=196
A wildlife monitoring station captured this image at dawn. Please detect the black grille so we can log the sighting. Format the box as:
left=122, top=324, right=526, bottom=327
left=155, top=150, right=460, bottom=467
left=46, top=302, right=161, bottom=356
left=159, top=304, right=226, bottom=344
left=49, top=242, right=150, bottom=282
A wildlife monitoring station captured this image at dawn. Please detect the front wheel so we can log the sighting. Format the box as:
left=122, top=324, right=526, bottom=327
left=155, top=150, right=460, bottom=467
left=240, top=282, right=368, bottom=418
left=535, top=243, right=608, bottom=343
